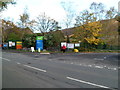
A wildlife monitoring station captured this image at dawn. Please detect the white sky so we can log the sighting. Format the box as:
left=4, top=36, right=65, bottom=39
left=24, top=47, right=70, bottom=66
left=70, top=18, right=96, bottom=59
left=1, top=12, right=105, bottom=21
left=1, top=0, right=119, bottom=29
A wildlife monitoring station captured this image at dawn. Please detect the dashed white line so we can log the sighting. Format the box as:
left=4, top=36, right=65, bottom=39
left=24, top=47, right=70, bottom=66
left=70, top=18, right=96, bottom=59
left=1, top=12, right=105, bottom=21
left=94, top=58, right=104, bottom=60
left=95, top=66, right=103, bottom=69
left=79, top=64, right=82, bottom=65
left=104, top=57, right=107, bottom=59
left=88, top=65, right=92, bottom=67
left=67, top=76, right=110, bottom=89
left=23, top=65, right=46, bottom=72
left=0, top=57, right=11, bottom=61
left=49, top=59, right=52, bottom=61
left=112, top=68, right=117, bottom=70
left=16, top=62, right=21, bottom=64
left=71, top=62, right=73, bottom=64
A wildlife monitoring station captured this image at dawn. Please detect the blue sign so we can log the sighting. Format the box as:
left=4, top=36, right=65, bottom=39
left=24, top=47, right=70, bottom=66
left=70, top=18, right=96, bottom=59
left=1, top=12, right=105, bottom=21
left=3, top=44, right=8, bottom=47
left=36, top=40, right=43, bottom=50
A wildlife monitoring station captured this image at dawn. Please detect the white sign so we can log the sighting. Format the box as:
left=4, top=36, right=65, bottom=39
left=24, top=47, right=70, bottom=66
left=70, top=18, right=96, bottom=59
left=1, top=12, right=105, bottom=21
left=61, top=42, right=67, bottom=47
left=75, top=43, right=80, bottom=47
left=12, top=42, right=15, bottom=46
left=31, top=47, right=35, bottom=52
left=9, top=41, right=12, bottom=47
left=67, top=43, right=74, bottom=49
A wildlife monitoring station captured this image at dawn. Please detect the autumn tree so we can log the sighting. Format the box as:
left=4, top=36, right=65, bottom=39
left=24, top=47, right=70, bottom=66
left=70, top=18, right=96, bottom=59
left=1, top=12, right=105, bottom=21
left=74, top=10, right=103, bottom=49
left=2, top=19, right=22, bottom=42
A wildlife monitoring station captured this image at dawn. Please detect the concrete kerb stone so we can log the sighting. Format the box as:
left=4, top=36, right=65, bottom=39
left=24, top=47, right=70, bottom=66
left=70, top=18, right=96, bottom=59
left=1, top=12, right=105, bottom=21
left=40, top=53, right=50, bottom=55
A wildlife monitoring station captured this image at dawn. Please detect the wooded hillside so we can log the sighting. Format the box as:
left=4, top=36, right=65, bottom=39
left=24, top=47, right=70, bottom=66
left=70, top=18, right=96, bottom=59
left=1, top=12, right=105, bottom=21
left=61, top=19, right=119, bottom=46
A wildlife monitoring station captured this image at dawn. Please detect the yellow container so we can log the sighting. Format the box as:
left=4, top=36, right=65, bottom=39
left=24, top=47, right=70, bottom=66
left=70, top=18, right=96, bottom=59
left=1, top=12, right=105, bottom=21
left=74, top=49, right=79, bottom=52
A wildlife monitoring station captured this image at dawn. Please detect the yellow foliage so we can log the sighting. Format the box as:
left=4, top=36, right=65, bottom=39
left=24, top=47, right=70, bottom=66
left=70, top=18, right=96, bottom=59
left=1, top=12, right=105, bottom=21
left=85, top=36, right=101, bottom=45
left=73, top=21, right=103, bottom=45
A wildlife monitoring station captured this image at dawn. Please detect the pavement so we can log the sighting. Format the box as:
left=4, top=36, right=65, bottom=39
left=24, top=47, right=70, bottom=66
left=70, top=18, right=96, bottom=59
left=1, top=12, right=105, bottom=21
left=1, top=50, right=119, bottom=89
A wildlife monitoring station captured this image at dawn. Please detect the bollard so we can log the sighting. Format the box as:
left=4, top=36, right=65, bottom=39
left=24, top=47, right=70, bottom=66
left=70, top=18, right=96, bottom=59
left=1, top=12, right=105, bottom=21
left=74, top=49, right=79, bottom=52
left=38, top=48, right=41, bottom=52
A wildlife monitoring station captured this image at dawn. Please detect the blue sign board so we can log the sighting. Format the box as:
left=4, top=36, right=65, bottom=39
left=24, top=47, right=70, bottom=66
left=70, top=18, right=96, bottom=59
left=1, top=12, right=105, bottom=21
left=36, top=36, right=44, bottom=50
left=3, top=43, right=8, bottom=47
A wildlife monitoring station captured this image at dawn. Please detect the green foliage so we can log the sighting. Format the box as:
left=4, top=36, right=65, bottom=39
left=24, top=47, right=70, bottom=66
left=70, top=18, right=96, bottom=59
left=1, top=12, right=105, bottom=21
left=2, top=20, right=22, bottom=42
left=44, top=30, right=65, bottom=49
left=7, top=33, right=21, bottom=41
left=22, top=34, right=37, bottom=48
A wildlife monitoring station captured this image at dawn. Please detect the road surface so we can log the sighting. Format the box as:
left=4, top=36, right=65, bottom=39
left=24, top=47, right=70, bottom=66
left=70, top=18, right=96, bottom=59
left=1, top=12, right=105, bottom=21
left=1, top=51, right=119, bottom=89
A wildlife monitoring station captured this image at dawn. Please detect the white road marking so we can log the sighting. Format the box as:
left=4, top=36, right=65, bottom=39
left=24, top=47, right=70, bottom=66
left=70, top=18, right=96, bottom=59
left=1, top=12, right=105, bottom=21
left=16, top=62, right=21, bottom=64
left=67, top=77, right=110, bottom=89
left=23, top=65, right=46, bottom=72
left=0, top=57, right=11, bottom=61
left=108, top=67, right=117, bottom=71
left=88, top=65, right=92, bottom=67
left=104, top=66, right=107, bottom=68
left=108, top=67, right=111, bottom=69
left=71, top=62, right=73, bottom=64
left=79, top=64, right=82, bottom=65
left=82, top=64, right=87, bottom=67
left=49, top=59, right=52, bottom=61
left=94, top=58, right=104, bottom=60
left=112, top=68, right=117, bottom=70
left=104, top=57, right=107, bottom=59
left=95, top=66, right=103, bottom=69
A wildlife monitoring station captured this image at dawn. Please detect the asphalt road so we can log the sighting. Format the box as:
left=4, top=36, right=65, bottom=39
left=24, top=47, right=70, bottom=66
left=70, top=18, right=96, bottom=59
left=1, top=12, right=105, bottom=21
left=1, top=51, right=119, bottom=89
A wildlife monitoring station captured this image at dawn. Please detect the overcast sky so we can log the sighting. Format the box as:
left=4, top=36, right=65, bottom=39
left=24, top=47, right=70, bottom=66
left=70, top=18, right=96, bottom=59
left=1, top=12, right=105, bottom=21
left=1, top=0, right=119, bottom=29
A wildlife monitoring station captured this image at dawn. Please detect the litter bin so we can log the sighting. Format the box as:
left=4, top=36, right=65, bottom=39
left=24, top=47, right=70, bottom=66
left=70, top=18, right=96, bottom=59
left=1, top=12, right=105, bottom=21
left=74, top=49, right=79, bottom=52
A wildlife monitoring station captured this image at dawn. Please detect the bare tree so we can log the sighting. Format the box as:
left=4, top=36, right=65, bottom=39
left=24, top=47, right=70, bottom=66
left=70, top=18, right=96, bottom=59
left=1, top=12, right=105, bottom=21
left=18, top=7, right=30, bottom=28
left=0, top=0, right=16, bottom=12
left=60, top=1, right=76, bottom=29
left=97, top=3, right=105, bottom=20
left=90, top=2, right=105, bottom=20
left=105, top=7, right=117, bottom=19
left=75, top=10, right=95, bottom=27
left=32, top=13, right=60, bottom=35
left=90, top=2, right=98, bottom=18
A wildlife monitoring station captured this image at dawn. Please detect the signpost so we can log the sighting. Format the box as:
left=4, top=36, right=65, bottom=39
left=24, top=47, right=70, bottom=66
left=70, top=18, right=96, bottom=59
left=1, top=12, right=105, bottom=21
left=75, top=43, right=80, bottom=47
left=8, top=41, right=12, bottom=47
left=61, top=42, right=67, bottom=47
left=16, top=41, right=22, bottom=49
left=36, top=36, right=44, bottom=50
left=67, top=43, right=74, bottom=49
